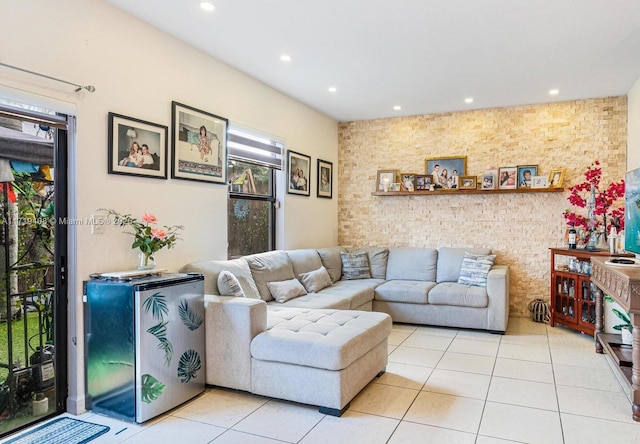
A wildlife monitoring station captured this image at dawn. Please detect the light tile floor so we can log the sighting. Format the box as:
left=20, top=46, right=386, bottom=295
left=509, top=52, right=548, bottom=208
left=5, top=317, right=640, bottom=444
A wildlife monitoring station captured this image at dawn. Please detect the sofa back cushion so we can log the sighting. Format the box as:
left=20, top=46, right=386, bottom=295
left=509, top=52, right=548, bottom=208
left=286, top=249, right=323, bottom=276
left=386, top=247, right=438, bottom=281
left=317, top=246, right=347, bottom=283
left=436, top=247, right=493, bottom=283
left=245, top=250, right=295, bottom=301
left=179, top=258, right=260, bottom=298
left=347, top=247, right=389, bottom=279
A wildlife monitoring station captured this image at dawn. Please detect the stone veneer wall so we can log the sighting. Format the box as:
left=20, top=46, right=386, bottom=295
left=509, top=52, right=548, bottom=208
left=338, top=97, right=627, bottom=317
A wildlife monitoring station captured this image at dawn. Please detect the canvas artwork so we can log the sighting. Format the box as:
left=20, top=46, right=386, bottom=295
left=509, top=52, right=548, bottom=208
left=625, top=166, right=640, bottom=255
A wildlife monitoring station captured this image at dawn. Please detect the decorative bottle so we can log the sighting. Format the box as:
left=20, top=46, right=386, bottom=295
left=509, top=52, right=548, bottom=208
left=568, top=224, right=577, bottom=249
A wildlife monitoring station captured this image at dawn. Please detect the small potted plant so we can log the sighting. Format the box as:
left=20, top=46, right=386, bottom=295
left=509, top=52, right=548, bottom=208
left=605, top=295, right=633, bottom=345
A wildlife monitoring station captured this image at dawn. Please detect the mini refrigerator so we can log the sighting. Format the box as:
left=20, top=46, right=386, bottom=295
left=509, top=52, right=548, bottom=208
left=84, top=273, right=205, bottom=423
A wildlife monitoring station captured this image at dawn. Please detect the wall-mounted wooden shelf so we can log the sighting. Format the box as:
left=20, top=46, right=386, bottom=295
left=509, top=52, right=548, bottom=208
left=371, top=187, right=564, bottom=196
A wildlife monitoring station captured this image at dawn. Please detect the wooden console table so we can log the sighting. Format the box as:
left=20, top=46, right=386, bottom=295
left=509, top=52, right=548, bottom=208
left=591, top=256, right=640, bottom=421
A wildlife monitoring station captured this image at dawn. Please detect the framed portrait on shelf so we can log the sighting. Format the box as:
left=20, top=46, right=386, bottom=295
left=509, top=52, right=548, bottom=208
left=517, top=165, right=538, bottom=188
left=389, top=182, right=401, bottom=192
left=376, top=169, right=398, bottom=192
left=531, top=175, right=548, bottom=188
left=459, top=176, right=477, bottom=190
left=108, top=112, right=168, bottom=179
left=171, top=101, right=228, bottom=184
left=481, top=173, right=496, bottom=190
left=425, top=156, right=467, bottom=189
left=317, top=159, right=333, bottom=199
left=498, top=166, right=518, bottom=189
left=287, top=150, right=311, bottom=196
left=400, top=173, right=416, bottom=192
left=548, top=168, right=566, bottom=188
left=414, top=174, right=432, bottom=190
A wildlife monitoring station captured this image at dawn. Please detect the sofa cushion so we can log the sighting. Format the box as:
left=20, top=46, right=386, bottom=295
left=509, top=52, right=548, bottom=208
left=246, top=251, right=296, bottom=301
left=457, top=252, right=496, bottom=287
left=286, top=249, right=324, bottom=276
left=299, top=266, right=333, bottom=293
left=340, top=252, right=372, bottom=280
left=374, top=280, right=436, bottom=304
left=217, top=271, right=245, bottom=297
left=268, top=278, right=307, bottom=303
left=348, top=247, right=389, bottom=279
left=266, top=293, right=351, bottom=310
left=428, top=282, right=488, bottom=307
left=318, top=278, right=383, bottom=309
left=253, top=308, right=392, bottom=370
left=386, top=247, right=438, bottom=281
left=179, top=258, right=260, bottom=298
left=436, top=247, right=493, bottom=283
left=317, top=246, right=347, bottom=283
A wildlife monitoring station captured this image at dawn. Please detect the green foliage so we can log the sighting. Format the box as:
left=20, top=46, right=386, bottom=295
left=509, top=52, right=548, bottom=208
left=143, top=292, right=168, bottom=321
left=141, top=374, right=165, bottom=403
left=604, top=296, right=632, bottom=332
left=178, top=300, right=203, bottom=331
left=177, top=349, right=201, bottom=383
left=146, top=322, right=173, bottom=366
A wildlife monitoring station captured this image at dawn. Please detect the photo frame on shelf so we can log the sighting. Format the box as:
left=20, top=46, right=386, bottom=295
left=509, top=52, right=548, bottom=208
left=481, top=172, right=496, bottom=190
left=531, top=175, right=548, bottom=188
left=376, top=169, right=398, bottom=192
left=548, top=168, right=566, bottom=188
left=171, top=101, right=228, bottom=184
left=414, top=174, right=432, bottom=190
left=317, top=159, right=333, bottom=199
left=287, top=150, right=311, bottom=196
left=498, top=166, right=518, bottom=189
left=425, top=156, right=467, bottom=189
left=400, top=173, right=416, bottom=192
left=459, top=176, right=477, bottom=190
left=108, top=112, right=168, bottom=179
left=517, top=165, right=538, bottom=188
left=389, top=182, right=401, bottom=192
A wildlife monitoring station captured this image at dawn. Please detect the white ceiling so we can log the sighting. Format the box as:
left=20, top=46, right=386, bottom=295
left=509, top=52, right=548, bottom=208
left=106, top=0, right=640, bottom=122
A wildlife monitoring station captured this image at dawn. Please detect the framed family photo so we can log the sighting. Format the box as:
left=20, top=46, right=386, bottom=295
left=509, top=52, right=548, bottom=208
left=400, top=173, right=415, bottom=192
left=517, top=165, right=538, bottom=188
left=548, top=168, right=566, bottom=188
left=108, top=112, right=168, bottom=179
left=498, top=166, right=518, bottom=190
left=376, top=169, right=398, bottom=192
left=459, top=176, right=477, bottom=190
left=171, top=101, right=228, bottom=184
left=317, top=159, right=333, bottom=199
left=425, top=156, right=466, bottom=189
left=531, top=175, right=548, bottom=188
left=414, top=174, right=432, bottom=190
left=481, top=173, right=496, bottom=190
left=287, top=150, right=311, bottom=196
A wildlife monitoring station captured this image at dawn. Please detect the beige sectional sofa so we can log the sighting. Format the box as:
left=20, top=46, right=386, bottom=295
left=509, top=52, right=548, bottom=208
left=180, top=245, right=509, bottom=415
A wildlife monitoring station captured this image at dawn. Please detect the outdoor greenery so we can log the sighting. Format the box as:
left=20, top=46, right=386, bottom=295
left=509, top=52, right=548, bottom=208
left=0, top=312, right=44, bottom=383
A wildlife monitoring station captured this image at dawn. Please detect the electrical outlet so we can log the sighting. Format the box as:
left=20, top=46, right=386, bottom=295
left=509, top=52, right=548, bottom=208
left=90, top=214, right=106, bottom=234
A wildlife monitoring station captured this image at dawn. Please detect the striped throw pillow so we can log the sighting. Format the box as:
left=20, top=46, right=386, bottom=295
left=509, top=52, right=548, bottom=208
left=457, top=252, right=496, bottom=287
left=340, top=252, right=371, bottom=280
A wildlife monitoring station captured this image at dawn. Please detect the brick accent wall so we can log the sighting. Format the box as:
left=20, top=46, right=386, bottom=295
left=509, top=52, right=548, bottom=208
left=338, top=97, right=627, bottom=317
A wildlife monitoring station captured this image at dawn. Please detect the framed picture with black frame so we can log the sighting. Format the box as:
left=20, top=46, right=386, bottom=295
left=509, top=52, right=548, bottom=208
left=171, top=101, right=228, bottom=184
left=317, top=159, right=333, bottom=199
left=287, top=150, right=311, bottom=196
left=108, top=112, right=168, bottom=179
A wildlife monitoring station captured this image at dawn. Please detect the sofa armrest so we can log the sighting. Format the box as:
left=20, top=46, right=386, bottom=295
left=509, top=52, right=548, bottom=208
left=486, top=265, right=510, bottom=332
left=204, top=295, right=267, bottom=391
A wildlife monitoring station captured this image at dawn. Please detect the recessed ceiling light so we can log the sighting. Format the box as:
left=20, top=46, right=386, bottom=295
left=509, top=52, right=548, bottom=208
left=328, top=87, right=337, bottom=93
left=464, top=97, right=474, bottom=104
left=393, top=105, right=401, bottom=111
left=280, top=54, right=292, bottom=62
left=200, top=2, right=215, bottom=11
left=549, top=89, right=560, bottom=96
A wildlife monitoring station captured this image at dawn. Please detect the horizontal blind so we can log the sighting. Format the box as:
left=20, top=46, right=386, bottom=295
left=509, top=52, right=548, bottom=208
left=228, top=126, right=283, bottom=170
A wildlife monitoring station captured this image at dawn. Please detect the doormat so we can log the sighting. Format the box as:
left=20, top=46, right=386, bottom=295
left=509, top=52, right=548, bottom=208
left=4, top=417, right=110, bottom=444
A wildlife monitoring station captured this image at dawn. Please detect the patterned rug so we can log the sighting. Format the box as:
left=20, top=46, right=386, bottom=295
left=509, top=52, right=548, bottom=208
left=4, top=417, right=110, bottom=444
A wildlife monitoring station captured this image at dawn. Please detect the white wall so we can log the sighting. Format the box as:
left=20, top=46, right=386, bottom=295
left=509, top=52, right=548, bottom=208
left=0, top=0, right=338, bottom=413
left=628, top=76, right=640, bottom=171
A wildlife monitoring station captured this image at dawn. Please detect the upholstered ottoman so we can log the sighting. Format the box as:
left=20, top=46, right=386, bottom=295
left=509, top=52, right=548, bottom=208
left=250, top=307, right=392, bottom=416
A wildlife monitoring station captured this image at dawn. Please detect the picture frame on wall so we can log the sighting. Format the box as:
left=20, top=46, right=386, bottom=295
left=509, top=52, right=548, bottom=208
left=287, top=150, right=311, bottom=196
left=548, top=168, right=566, bottom=188
left=376, top=169, right=398, bottom=192
left=425, top=156, right=466, bottom=189
left=531, top=175, right=548, bottom=188
left=400, top=173, right=415, bottom=192
left=414, top=174, right=432, bottom=190
left=171, top=101, right=228, bottom=184
left=459, top=176, right=477, bottom=190
left=108, top=112, right=168, bottom=179
left=517, top=165, right=538, bottom=188
left=389, top=183, right=401, bottom=192
left=498, top=166, right=518, bottom=189
left=481, top=173, right=496, bottom=190
left=317, top=159, right=333, bottom=199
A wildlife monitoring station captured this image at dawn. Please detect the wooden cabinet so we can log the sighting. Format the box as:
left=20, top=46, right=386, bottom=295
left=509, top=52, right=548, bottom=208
left=549, top=248, right=633, bottom=335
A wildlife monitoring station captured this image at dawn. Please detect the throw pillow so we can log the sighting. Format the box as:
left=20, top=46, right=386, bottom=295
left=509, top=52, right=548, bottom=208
left=340, top=252, right=371, bottom=280
left=217, top=270, right=245, bottom=297
left=267, top=278, right=307, bottom=303
left=299, top=266, right=333, bottom=293
left=457, top=252, right=496, bottom=287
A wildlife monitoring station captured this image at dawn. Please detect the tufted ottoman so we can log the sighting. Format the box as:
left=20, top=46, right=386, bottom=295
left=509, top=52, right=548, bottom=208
left=250, top=307, right=392, bottom=416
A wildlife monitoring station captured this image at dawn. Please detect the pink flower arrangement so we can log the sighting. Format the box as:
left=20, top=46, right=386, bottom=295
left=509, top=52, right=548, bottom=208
left=563, top=160, right=625, bottom=237
left=103, top=209, right=183, bottom=264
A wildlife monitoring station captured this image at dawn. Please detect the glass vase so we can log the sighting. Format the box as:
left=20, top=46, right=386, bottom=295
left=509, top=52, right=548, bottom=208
left=137, top=252, right=156, bottom=270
